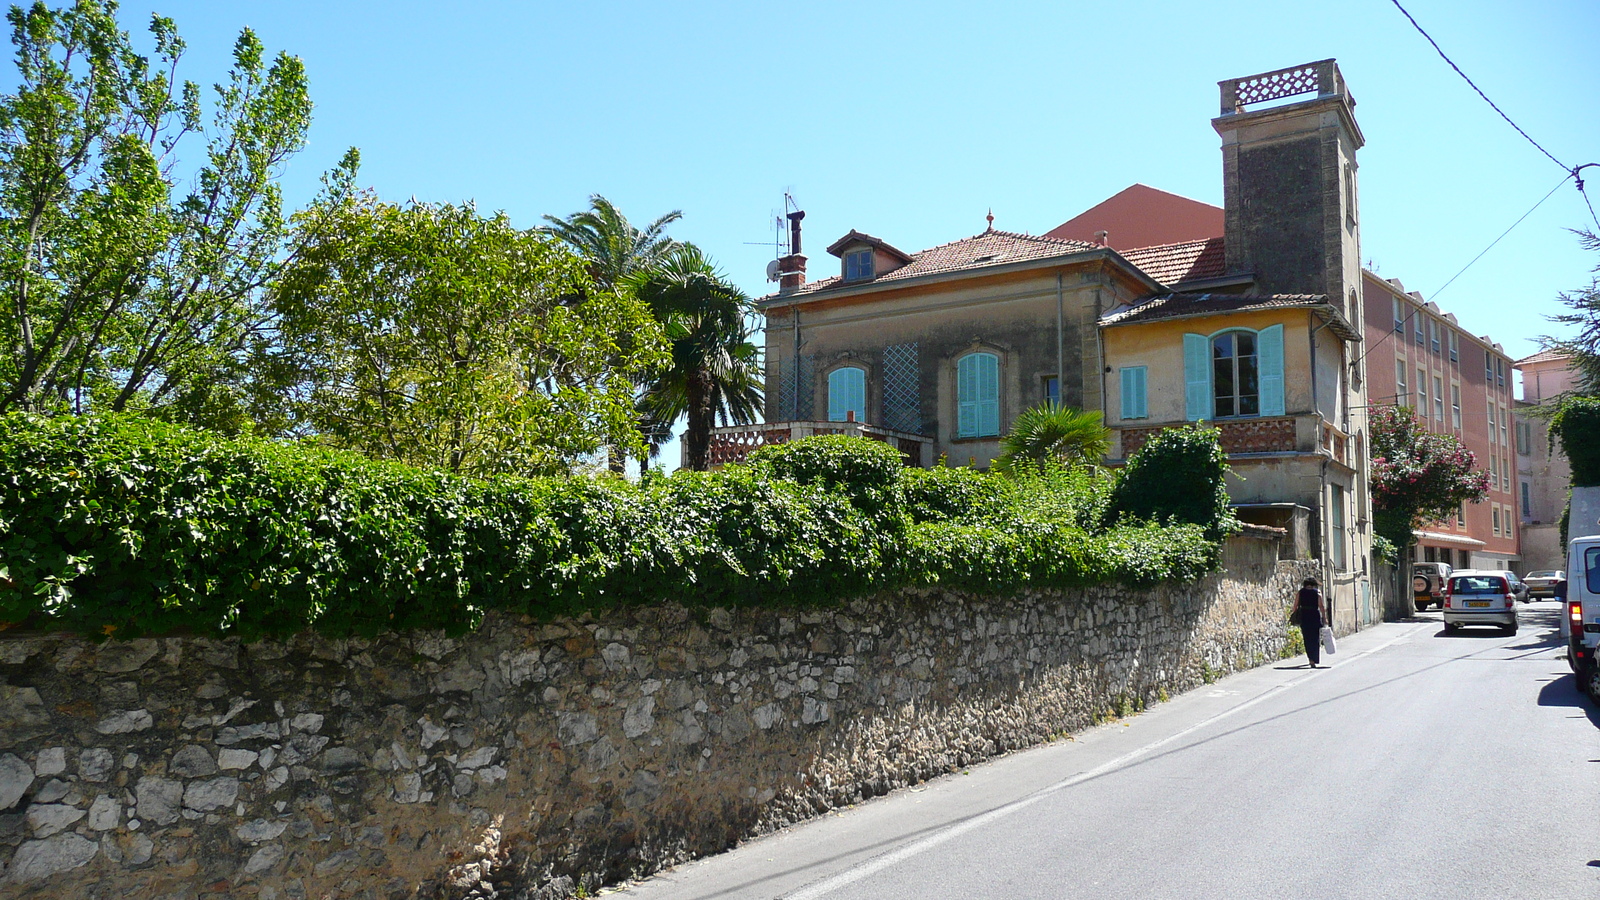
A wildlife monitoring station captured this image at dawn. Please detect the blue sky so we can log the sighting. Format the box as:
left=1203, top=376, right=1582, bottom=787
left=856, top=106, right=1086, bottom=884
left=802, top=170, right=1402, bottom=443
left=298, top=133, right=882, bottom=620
left=48, top=0, right=1600, bottom=456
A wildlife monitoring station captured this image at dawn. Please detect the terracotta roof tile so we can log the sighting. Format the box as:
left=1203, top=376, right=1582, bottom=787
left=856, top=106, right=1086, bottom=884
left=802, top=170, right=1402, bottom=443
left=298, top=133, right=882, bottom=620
left=1100, top=291, right=1361, bottom=342
left=1514, top=348, right=1569, bottom=367
left=1119, top=237, right=1227, bottom=286
left=763, top=229, right=1100, bottom=300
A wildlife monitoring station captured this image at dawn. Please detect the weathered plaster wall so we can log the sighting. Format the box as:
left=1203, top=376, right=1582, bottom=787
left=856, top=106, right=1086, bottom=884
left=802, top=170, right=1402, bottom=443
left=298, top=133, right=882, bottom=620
left=0, top=539, right=1311, bottom=900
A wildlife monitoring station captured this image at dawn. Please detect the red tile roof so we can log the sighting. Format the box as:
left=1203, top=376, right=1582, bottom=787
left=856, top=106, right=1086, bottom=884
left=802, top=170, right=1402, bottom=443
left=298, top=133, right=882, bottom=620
left=765, top=229, right=1101, bottom=300
left=1100, top=292, right=1361, bottom=342
left=1119, top=237, right=1228, bottom=286
left=1514, top=348, right=1569, bottom=367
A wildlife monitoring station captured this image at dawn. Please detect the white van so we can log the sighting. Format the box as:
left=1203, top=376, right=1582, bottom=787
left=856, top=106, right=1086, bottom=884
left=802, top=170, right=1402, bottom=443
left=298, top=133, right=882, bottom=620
left=1564, top=534, right=1600, bottom=700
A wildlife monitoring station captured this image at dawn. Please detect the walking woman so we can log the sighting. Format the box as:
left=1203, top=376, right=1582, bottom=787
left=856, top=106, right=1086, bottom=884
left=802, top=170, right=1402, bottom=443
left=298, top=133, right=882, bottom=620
left=1295, top=577, right=1329, bottom=668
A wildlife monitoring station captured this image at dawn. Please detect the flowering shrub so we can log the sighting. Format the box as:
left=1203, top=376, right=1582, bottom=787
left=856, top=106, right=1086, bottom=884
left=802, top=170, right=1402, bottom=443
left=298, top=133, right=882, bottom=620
left=1369, top=404, right=1490, bottom=551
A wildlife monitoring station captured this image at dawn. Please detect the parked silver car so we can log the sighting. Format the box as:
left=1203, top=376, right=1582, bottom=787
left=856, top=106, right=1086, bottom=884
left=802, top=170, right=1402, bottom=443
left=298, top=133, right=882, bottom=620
left=1491, top=569, right=1530, bottom=603
left=1444, top=570, right=1519, bottom=634
left=1522, top=570, right=1566, bottom=599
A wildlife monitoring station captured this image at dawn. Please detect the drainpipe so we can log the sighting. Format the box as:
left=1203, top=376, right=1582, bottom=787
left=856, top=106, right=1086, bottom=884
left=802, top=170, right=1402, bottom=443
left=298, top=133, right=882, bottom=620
left=1055, top=273, right=1065, bottom=403
left=792, top=304, right=802, bottom=420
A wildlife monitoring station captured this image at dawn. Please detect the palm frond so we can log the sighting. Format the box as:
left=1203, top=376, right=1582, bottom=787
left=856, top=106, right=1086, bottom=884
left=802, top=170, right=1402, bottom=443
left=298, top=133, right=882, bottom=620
left=994, top=403, right=1110, bottom=473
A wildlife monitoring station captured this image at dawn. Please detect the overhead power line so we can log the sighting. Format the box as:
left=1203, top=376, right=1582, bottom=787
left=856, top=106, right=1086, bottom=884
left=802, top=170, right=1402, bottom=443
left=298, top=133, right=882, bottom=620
left=1387, top=0, right=1600, bottom=231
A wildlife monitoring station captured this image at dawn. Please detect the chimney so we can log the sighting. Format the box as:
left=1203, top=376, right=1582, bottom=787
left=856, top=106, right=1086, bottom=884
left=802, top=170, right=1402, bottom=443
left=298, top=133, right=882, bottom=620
left=778, top=209, right=807, bottom=293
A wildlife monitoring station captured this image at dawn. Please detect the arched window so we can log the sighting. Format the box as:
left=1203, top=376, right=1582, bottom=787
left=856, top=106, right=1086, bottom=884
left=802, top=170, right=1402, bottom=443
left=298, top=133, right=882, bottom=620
left=827, top=366, right=866, bottom=422
left=956, top=352, right=1000, bottom=437
left=1184, top=325, right=1283, bottom=420
left=1212, top=330, right=1259, bottom=418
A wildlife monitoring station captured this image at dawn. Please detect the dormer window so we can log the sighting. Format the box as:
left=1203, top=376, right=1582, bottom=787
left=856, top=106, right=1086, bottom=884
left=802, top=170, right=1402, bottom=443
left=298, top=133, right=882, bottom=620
left=845, top=250, right=874, bottom=281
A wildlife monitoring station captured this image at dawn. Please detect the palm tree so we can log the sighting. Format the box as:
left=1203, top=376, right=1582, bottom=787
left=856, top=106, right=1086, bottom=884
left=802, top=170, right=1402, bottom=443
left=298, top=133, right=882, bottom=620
left=540, top=194, right=683, bottom=290
left=993, top=403, right=1111, bottom=473
left=628, top=247, right=763, bottom=471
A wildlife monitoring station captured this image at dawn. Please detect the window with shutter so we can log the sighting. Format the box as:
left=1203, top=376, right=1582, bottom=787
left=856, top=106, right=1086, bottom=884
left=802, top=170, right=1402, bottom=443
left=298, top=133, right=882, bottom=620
left=827, top=366, right=866, bottom=422
left=1120, top=367, right=1147, bottom=420
left=957, top=353, right=1000, bottom=437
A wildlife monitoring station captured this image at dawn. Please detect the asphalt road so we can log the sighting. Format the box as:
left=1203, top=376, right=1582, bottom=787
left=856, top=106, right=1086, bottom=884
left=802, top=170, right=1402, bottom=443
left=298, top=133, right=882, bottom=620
left=614, top=600, right=1600, bottom=900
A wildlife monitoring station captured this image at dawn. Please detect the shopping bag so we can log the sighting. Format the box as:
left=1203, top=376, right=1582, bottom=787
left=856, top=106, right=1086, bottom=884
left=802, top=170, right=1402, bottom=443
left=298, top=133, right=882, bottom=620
left=1319, top=625, right=1337, bottom=656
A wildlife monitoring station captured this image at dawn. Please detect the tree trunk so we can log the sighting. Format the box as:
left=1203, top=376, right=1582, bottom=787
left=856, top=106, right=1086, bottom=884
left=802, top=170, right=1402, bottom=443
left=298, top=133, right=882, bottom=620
left=685, top=369, right=715, bottom=471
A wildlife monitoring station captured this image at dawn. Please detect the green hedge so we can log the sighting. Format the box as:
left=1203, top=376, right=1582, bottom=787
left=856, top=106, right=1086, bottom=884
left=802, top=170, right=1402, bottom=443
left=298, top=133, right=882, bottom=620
left=0, top=415, right=1223, bottom=640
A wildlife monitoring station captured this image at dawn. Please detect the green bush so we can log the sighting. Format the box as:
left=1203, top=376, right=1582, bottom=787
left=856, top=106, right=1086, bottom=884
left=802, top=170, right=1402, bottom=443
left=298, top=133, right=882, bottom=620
left=747, top=435, right=905, bottom=517
left=1106, top=424, right=1235, bottom=539
left=1551, top=397, right=1600, bottom=487
left=0, top=416, right=1227, bottom=639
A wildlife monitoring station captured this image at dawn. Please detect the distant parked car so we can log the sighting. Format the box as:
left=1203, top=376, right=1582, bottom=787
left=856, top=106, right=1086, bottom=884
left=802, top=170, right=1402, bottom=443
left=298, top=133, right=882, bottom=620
left=1412, top=562, right=1452, bottom=612
left=1491, top=570, right=1530, bottom=603
left=1444, top=570, right=1519, bottom=635
left=1523, top=570, right=1566, bottom=599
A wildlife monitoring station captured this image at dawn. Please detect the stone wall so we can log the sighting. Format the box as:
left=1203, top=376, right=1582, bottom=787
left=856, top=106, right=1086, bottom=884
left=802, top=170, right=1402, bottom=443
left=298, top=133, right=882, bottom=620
left=0, top=537, right=1311, bottom=899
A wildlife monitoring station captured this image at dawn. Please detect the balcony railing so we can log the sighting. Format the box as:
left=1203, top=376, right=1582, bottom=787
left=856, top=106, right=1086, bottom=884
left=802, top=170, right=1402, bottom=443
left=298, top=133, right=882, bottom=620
left=1121, top=416, right=1300, bottom=457
left=702, top=420, right=934, bottom=469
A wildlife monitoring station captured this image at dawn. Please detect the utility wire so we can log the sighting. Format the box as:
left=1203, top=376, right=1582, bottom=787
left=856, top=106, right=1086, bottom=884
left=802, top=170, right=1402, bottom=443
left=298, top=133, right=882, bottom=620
left=1388, top=0, right=1600, bottom=232
left=1387, top=0, right=1568, bottom=173
left=1353, top=173, right=1571, bottom=368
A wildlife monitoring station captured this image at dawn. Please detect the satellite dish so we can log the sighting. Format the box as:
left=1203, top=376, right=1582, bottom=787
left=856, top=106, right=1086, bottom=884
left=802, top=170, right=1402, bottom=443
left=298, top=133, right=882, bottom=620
left=766, top=259, right=781, bottom=282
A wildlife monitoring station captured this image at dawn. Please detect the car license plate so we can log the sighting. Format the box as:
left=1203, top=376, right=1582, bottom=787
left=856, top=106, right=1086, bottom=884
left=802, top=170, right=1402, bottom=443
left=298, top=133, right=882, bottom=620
left=1466, top=600, right=1490, bottom=608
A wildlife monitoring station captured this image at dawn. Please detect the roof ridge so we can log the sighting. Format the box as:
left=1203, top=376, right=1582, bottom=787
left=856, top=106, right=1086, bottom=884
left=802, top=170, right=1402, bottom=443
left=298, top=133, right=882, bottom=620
left=909, top=228, right=1097, bottom=258
left=1123, top=236, right=1222, bottom=254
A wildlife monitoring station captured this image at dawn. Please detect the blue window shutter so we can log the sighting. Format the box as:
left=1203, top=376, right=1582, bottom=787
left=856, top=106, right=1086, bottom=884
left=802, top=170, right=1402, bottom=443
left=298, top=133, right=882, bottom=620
left=957, top=356, right=977, bottom=437
left=1183, top=334, right=1210, bottom=421
left=828, top=367, right=865, bottom=422
left=958, top=353, right=999, bottom=437
left=978, top=353, right=999, bottom=436
left=1120, top=366, right=1147, bottom=419
left=1258, top=324, right=1285, bottom=416
left=1120, top=367, right=1147, bottom=420
left=1135, top=366, right=1148, bottom=418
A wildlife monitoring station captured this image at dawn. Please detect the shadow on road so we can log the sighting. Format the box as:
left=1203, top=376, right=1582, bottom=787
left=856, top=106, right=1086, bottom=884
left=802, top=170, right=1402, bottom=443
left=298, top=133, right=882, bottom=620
left=1536, top=673, right=1600, bottom=729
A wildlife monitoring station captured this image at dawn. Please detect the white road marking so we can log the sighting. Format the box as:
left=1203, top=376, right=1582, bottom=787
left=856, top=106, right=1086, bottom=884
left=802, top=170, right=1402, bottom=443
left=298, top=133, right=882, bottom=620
left=781, top=623, right=1428, bottom=900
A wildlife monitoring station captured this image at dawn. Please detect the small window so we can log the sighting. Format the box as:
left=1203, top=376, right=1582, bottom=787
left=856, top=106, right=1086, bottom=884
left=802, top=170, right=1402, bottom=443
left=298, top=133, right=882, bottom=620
left=1432, top=376, right=1444, bottom=421
left=1331, top=485, right=1346, bottom=571
left=1044, top=376, right=1059, bottom=406
left=1492, top=506, right=1501, bottom=536
left=1449, top=330, right=1459, bottom=363
left=1452, top=384, right=1461, bottom=428
left=1457, top=505, right=1466, bottom=527
left=844, top=250, right=873, bottom=281
left=1416, top=367, right=1427, bottom=412
left=956, top=352, right=1000, bottom=438
left=1500, top=405, right=1508, bottom=445
left=1496, top=358, right=1505, bottom=388
left=1488, top=406, right=1497, bottom=444
left=1396, top=360, right=1408, bottom=404
left=1414, top=314, right=1425, bottom=345
left=1485, top=350, right=1494, bottom=383
left=1120, top=366, right=1148, bottom=420
left=1392, top=298, right=1404, bottom=334
left=1429, top=320, right=1440, bottom=354
left=1522, top=481, right=1532, bottom=517
left=827, top=366, right=866, bottom=422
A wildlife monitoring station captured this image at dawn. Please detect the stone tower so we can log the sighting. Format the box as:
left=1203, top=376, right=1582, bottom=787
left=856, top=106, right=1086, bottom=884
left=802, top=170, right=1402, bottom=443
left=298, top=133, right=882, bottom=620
left=1213, top=59, right=1364, bottom=317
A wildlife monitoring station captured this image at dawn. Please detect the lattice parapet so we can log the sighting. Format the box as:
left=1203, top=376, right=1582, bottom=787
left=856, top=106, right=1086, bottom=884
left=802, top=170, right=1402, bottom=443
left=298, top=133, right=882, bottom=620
left=1219, top=59, right=1345, bottom=114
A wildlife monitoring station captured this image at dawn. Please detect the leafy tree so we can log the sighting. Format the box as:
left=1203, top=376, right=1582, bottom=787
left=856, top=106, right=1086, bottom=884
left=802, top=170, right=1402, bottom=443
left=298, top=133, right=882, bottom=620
left=628, top=246, right=761, bottom=471
left=0, top=1, right=348, bottom=427
left=539, top=194, right=682, bottom=291
left=993, top=403, right=1109, bottom=473
left=1543, top=228, right=1600, bottom=395
left=540, top=194, right=686, bottom=471
left=263, top=194, right=663, bottom=477
left=1369, top=403, right=1490, bottom=556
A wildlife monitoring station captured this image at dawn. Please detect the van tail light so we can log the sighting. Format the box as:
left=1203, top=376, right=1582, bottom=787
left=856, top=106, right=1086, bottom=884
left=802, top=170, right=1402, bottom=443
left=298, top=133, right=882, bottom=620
left=1572, top=600, right=1584, bottom=628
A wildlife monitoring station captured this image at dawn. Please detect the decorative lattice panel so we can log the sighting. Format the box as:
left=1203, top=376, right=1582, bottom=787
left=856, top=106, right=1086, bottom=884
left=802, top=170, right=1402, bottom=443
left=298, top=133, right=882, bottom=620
left=795, top=355, right=815, bottom=420
left=882, top=342, right=921, bottom=434
left=769, top=356, right=816, bottom=421
left=1232, top=64, right=1320, bottom=108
